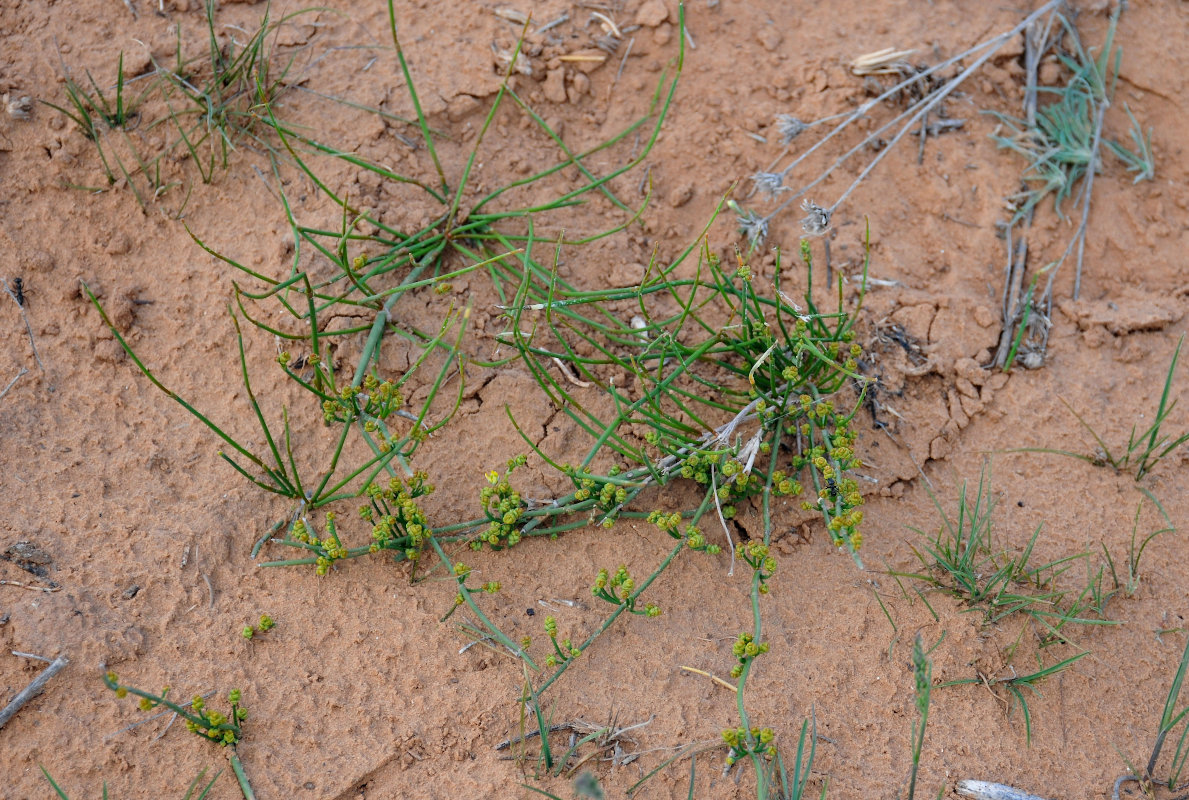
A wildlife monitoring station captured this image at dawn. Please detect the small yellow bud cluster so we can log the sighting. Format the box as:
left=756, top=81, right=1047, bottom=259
left=677, top=450, right=719, bottom=484
left=813, top=426, right=866, bottom=555
left=736, top=541, right=777, bottom=593
left=770, top=470, right=803, bottom=497
left=441, top=561, right=490, bottom=622
left=590, top=564, right=660, bottom=617
left=316, top=513, right=346, bottom=575
left=675, top=450, right=766, bottom=517
left=566, top=464, right=629, bottom=528
left=289, top=517, right=346, bottom=575
left=650, top=511, right=725, bottom=554
left=729, top=632, right=771, bottom=679
left=731, top=247, right=754, bottom=282
left=543, top=614, right=581, bottom=668
left=477, top=459, right=528, bottom=550
left=647, top=510, right=716, bottom=554
left=103, top=671, right=131, bottom=699
left=647, top=510, right=682, bottom=535
left=337, top=472, right=436, bottom=564
left=106, top=673, right=244, bottom=748
left=682, top=524, right=721, bottom=555
left=242, top=613, right=276, bottom=640
left=183, top=688, right=246, bottom=746
left=782, top=395, right=866, bottom=556
left=721, top=725, right=777, bottom=765
left=320, top=375, right=404, bottom=426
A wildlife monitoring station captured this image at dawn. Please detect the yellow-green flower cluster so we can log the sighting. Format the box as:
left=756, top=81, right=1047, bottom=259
left=721, top=725, right=777, bottom=765
left=677, top=450, right=721, bottom=484
left=315, top=373, right=404, bottom=426
left=288, top=514, right=347, bottom=576
left=360, top=472, right=434, bottom=561
left=286, top=472, right=435, bottom=575
left=242, top=613, right=276, bottom=640
left=477, top=456, right=529, bottom=549
left=104, top=672, right=244, bottom=748
left=647, top=513, right=723, bottom=555
left=591, top=565, right=661, bottom=617
left=736, top=541, right=777, bottom=593
left=671, top=451, right=771, bottom=519
left=565, top=463, right=629, bottom=528
left=682, top=524, right=721, bottom=554
left=770, top=469, right=803, bottom=498
left=793, top=421, right=865, bottom=554
left=647, top=510, right=683, bottom=535
left=446, top=563, right=501, bottom=611
left=729, top=631, right=770, bottom=679
left=183, top=689, right=246, bottom=746
left=543, top=614, right=581, bottom=668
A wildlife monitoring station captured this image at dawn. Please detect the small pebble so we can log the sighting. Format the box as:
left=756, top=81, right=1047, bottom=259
left=756, top=26, right=783, bottom=52
left=6, top=95, right=33, bottom=120
left=635, top=0, right=669, bottom=27
left=542, top=67, right=567, bottom=104
left=668, top=183, right=694, bottom=208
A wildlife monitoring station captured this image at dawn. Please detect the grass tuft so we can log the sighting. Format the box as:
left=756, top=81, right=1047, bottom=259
left=989, top=8, right=1154, bottom=223
left=897, top=463, right=1115, bottom=742
left=1012, top=335, right=1189, bottom=481
left=1114, top=634, right=1189, bottom=797
left=45, top=2, right=326, bottom=212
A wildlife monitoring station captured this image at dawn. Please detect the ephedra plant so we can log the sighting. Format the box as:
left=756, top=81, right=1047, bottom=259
left=82, top=2, right=874, bottom=792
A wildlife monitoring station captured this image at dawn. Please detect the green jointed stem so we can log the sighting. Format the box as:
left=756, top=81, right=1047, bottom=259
left=229, top=754, right=255, bottom=800
left=533, top=539, right=687, bottom=698
left=427, top=537, right=538, bottom=670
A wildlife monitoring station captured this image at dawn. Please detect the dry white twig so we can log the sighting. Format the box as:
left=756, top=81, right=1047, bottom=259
left=0, top=655, right=69, bottom=729
left=0, top=580, right=59, bottom=592
left=552, top=357, right=592, bottom=388
left=11, top=651, right=52, bottom=662
left=0, top=367, right=27, bottom=400
left=709, top=466, right=736, bottom=576
left=956, top=780, right=1052, bottom=800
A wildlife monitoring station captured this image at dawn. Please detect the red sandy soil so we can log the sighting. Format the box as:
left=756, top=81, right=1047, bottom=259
left=2, top=1, right=1189, bottom=799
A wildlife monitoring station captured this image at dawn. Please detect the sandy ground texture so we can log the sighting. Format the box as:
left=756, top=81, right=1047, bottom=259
left=2, top=0, right=1189, bottom=798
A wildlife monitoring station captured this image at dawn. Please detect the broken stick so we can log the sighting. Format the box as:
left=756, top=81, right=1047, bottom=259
left=0, top=654, right=69, bottom=729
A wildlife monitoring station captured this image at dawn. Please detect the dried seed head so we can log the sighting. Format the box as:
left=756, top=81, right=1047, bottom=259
left=750, top=171, right=787, bottom=200
left=735, top=207, right=769, bottom=249
left=775, top=114, right=808, bottom=144
left=799, top=199, right=831, bottom=236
